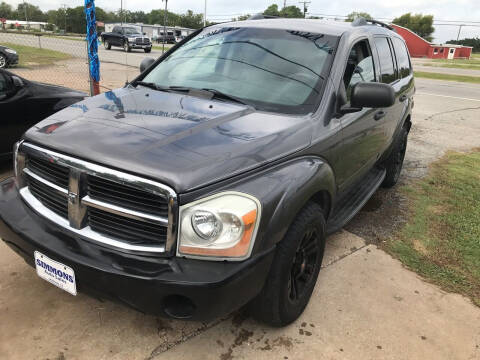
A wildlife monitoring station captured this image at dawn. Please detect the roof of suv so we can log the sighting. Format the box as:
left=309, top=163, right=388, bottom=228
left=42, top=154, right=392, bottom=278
left=212, top=18, right=395, bottom=38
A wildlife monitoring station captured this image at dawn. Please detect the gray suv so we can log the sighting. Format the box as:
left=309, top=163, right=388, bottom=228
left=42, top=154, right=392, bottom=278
left=0, top=17, right=414, bottom=326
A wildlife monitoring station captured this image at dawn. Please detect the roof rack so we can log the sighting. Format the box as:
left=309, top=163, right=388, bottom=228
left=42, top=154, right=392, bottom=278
left=352, top=17, right=395, bottom=31
left=248, top=14, right=280, bottom=20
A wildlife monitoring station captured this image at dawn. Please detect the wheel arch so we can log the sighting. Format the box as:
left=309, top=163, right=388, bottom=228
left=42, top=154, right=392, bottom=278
left=244, top=157, right=336, bottom=255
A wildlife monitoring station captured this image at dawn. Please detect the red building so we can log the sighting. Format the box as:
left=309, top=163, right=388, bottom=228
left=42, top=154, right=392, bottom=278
left=391, top=24, right=473, bottom=59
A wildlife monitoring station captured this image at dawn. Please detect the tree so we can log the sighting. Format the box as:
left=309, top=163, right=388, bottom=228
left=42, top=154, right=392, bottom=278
left=447, top=37, right=480, bottom=53
left=0, top=2, right=13, bottom=19
left=232, top=14, right=250, bottom=21
left=280, top=6, right=303, bottom=18
left=345, top=12, right=372, bottom=22
left=263, top=4, right=303, bottom=18
left=392, top=13, right=434, bottom=42
left=264, top=4, right=280, bottom=17
left=179, top=10, right=204, bottom=29
left=16, top=2, right=47, bottom=22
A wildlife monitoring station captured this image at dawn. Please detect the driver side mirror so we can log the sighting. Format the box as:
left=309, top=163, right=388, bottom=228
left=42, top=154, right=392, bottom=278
left=140, top=57, right=155, bottom=73
left=339, top=82, right=395, bottom=115
left=11, top=75, right=24, bottom=89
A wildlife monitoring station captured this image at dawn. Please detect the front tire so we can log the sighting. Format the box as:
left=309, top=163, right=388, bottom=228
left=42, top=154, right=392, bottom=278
left=0, top=55, right=6, bottom=68
left=123, top=41, right=131, bottom=52
left=144, top=48, right=152, bottom=53
left=249, top=202, right=326, bottom=327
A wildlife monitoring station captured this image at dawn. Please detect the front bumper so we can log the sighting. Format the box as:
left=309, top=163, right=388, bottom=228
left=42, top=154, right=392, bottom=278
left=6, top=53, right=19, bottom=66
left=129, top=43, right=151, bottom=49
left=0, top=178, right=274, bottom=320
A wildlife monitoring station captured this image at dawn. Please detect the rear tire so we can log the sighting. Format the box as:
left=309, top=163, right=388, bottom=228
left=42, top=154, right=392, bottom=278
left=104, top=40, right=111, bottom=50
left=248, top=202, right=326, bottom=327
left=382, top=126, right=409, bottom=188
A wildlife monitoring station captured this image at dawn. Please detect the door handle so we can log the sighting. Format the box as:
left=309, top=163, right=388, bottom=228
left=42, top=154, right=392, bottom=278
left=374, top=111, right=386, bottom=121
left=399, top=95, right=407, bottom=102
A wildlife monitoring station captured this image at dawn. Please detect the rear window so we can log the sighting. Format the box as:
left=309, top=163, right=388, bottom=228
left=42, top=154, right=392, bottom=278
left=392, top=37, right=411, bottom=78
left=374, top=37, right=396, bottom=84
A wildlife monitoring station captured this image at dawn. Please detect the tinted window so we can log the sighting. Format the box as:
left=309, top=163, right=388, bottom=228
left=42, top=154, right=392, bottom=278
left=343, top=40, right=376, bottom=100
left=392, top=37, right=411, bottom=78
left=374, top=37, right=396, bottom=84
left=143, top=27, right=338, bottom=114
left=112, top=26, right=120, bottom=33
left=123, top=27, right=139, bottom=35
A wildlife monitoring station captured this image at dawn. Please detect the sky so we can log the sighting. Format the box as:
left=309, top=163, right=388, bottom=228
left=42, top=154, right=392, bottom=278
left=7, top=0, right=480, bottom=42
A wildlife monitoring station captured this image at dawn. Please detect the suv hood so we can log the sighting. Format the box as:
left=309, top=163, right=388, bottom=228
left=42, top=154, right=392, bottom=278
left=24, top=87, right=312, bottom=193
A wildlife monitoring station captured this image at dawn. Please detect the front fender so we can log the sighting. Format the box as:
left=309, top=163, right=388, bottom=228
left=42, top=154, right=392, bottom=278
left=180, top=157, right=336, bottom=255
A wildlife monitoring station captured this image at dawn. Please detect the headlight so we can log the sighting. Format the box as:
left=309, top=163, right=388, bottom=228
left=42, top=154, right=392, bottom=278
left=5, top=48, right=17, bottom=54
left=177, top=192, right=261, bottom=261
left=128, top=38, right=135, bottom=42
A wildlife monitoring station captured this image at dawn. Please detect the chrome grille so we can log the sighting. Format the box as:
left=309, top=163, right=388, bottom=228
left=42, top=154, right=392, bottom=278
left=27, top=156, right=69, bottom=188
left=87, top=175, right=168, bottom=217
left=135, top=37, right=149, bottom=44
left=27, top=175, right=68, bottom=218
left=17, top=142, right=177, bottom=254
left=89, top=208, right=167, bottom=245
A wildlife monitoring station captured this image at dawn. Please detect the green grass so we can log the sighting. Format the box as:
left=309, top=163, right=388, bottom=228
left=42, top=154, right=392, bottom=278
left=423, top=57, right=480, bottom=71
left=386, top=150, right=480, bottom=306
left=152, top=44, right=174, bottom=51
left=1, top=42, right=71, bottom=68
left=414, top=71, right=480, bottom=84
left=51, top=36, right=85, bottom=42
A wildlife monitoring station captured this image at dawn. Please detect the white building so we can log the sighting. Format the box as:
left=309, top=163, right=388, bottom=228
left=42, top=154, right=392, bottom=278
left=4, top=20, right=51, bottom=31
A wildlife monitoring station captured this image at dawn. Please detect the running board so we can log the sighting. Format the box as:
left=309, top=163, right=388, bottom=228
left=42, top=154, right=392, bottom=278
left=326, top=167, right=386, bottom=235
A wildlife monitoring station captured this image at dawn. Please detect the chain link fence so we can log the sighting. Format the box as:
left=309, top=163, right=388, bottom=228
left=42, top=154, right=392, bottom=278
left=1, top=30, right=171, bottom=95
left=0, top=30, right=92, bottom=93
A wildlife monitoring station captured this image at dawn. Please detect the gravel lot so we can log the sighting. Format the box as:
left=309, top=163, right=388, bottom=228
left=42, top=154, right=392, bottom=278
left=1, top=78, right=479, bottom=359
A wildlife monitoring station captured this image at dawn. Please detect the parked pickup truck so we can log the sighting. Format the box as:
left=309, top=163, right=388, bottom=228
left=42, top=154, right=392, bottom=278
left=0, top=17, right=414, bottom=326
left=101, top=26, right=152, bottom=53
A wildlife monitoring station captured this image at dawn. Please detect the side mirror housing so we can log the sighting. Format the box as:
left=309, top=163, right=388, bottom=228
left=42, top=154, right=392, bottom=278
left=11, top=75, right=24, bottom=88
left=140, top=57, right=155, bottom=73
left=350, top=82, right=395, bottom=108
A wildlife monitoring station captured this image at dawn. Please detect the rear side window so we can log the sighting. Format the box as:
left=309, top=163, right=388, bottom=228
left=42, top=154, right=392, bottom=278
left=392, top=37, right=411, bottom=78
left=374, top=37, right=396, bottom=84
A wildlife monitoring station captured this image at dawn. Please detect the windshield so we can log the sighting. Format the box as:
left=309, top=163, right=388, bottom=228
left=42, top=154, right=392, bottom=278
left=124, top=27, right=140, bottom=35
left=142, top=27, right=337, bottom=114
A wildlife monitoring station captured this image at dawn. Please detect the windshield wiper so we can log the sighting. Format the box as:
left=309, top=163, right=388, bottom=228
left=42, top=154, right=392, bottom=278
left=134, top=81, right=164, bottom=91
left=134, top=83, right=253, bottom=107
left=201, top=88, right=252, bottom=107
left=167, top=86, right=252, bottom=107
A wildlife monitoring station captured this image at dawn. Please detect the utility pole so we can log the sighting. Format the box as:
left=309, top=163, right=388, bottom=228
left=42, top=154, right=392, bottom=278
left=456, top=24, right=464, bottom=41
left=62, top=4, right=67, bottom=33
left=162, top=0, right=168, bottom=53
left=298, top=1, right=310, bottom=18
left=120, top=0, right=123, bottom=26
left=283, top=0, right=287, bottom=9
left=23, top=0, right=29, bottom=29
left=204, top=0, right=207, bottom=27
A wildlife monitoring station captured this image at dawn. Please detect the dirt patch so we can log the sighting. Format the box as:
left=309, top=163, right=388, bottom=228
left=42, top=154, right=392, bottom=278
left=345, top=187, right=409, bottom=245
